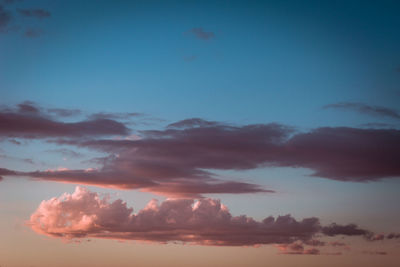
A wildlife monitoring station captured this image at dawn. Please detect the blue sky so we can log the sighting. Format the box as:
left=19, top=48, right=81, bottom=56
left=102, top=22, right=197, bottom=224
left=1, top=1, right=400, bottom=266
left=2, top=0, right=400, bottom=127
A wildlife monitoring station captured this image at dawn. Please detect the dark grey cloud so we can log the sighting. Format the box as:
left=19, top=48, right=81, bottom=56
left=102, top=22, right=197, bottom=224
left=0, top=102, right=130, bottom=138
left=0, top=4, right=11, bottom=30
left=24, top=28, right=43, bottom=38
left=47, top=108, right=82, bottom=117
left=324, top=102, right=400, bottom=120
left=187, top=27, right=215, bottom=40
left=88, top=112, right=144, bottom=121
left=17, top=8, right=50, bottom=18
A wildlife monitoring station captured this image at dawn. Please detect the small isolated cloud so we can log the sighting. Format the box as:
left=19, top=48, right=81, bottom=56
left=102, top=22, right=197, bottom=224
left=47, top=108, right=82, bottom=117
left=45, top=148, right=84, bottom=158
left=0, top=4, right=11, bottom=30
left=187, top=27, right=215, bottom=40
left=324, top=102, right=400, bottom=120
left=183, top=55, right=197, bottom=62
left=386, top=233, right=400, bottom=239
left=17, top=8, right=51, bottom=18
left=88, top=112, right=143, bottom=121
left=362, top=250, right=387, bottom=255
left=278, top=242, right=320, bottom=255
left=24, top=28, right=43, bottom=38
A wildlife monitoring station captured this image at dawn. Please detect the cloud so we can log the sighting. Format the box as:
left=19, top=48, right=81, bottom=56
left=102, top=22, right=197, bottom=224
left=4, top=118, right=400, bottom=195
left=29, top=186, right=321, bottom=246
left=24, top=28, right=43, bottom=38
left=362, top=250, right=387, bottom=255
left=278, top=242, right=321, bottom=255
left=0, top=167, right=16, bottom=181
left=17, top=101, right=39, bottom=113
left=9, top=167, right=271, bottom=197
left=386, top=233, right=400, bottom=239
left=0, top=4, right=11, bottom=30
left=88, top=112, right=144, bottom=121
left=29, top=187, right=388, bottom=249
left=167, top=118, right=220, bottom=128
left=187, top=28, right=215, bottom=40
left=65, top=121, right=400, bottom=182
left=45, top=148, right=84, bottom=158
left=0, top=102, right=130, bottom=138
left=276, top=127, right=400, bottom=181
left=183, top=55, right=197, bottom=62
left=324, top=102, right=400, bottom=120
left=47, top=108, right=82, bottom=117
left=322, top=223, right=371, bottom=237
left=17, top=8, right=51, bottom=18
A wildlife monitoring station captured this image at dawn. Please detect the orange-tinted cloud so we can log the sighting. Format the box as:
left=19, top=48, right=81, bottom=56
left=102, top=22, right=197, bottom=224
left=29, top=187, right=386, bottom=247
left=29, top=186, right=320, bottom=246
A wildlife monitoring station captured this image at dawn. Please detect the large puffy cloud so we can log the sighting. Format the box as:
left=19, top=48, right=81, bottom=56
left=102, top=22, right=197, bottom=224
left=0, top=102, right=130, bottom=138
left=29, top=186, right=320, bottom=246
left=29, top=187, right=385, bottom=247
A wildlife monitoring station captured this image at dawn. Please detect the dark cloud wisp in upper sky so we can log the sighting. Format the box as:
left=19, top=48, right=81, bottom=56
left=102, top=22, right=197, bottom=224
left=0, top=102, right=130, bottom=138
left=324, top=102, right=400, bottom=120
left=187, top=27, right=215, bottom=40
left=0, top=4, right=11, bottom=30
left=17, top=8, right=51, bottom=18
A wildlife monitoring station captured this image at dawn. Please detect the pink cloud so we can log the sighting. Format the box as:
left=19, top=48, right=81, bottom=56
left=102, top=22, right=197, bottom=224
left=29, top=187, right=390, bottom=248
left=29, top=186, right=321, bottom=246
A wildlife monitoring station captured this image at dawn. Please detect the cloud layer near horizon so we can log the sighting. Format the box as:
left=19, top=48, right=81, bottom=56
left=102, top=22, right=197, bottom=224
left=29, top=186, right=382, bottom=247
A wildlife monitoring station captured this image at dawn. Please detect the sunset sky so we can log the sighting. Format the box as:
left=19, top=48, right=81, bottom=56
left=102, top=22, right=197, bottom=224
left=1, top=1, right=400, bottom=266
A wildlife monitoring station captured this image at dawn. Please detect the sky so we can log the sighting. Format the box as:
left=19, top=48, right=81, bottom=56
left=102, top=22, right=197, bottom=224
left=1, top=0, right=400, bottom=266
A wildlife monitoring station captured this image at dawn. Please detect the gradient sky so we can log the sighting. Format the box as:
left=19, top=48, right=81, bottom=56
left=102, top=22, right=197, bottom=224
left=1, top=1, right=400, bottom=266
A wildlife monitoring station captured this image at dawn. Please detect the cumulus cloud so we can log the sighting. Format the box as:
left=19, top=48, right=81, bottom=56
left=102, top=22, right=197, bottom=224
left=29, top=187, right=388, bottom=249
left=324, top=102, right=400, bottom=120
left=29, top=186, right=321, bottom=246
